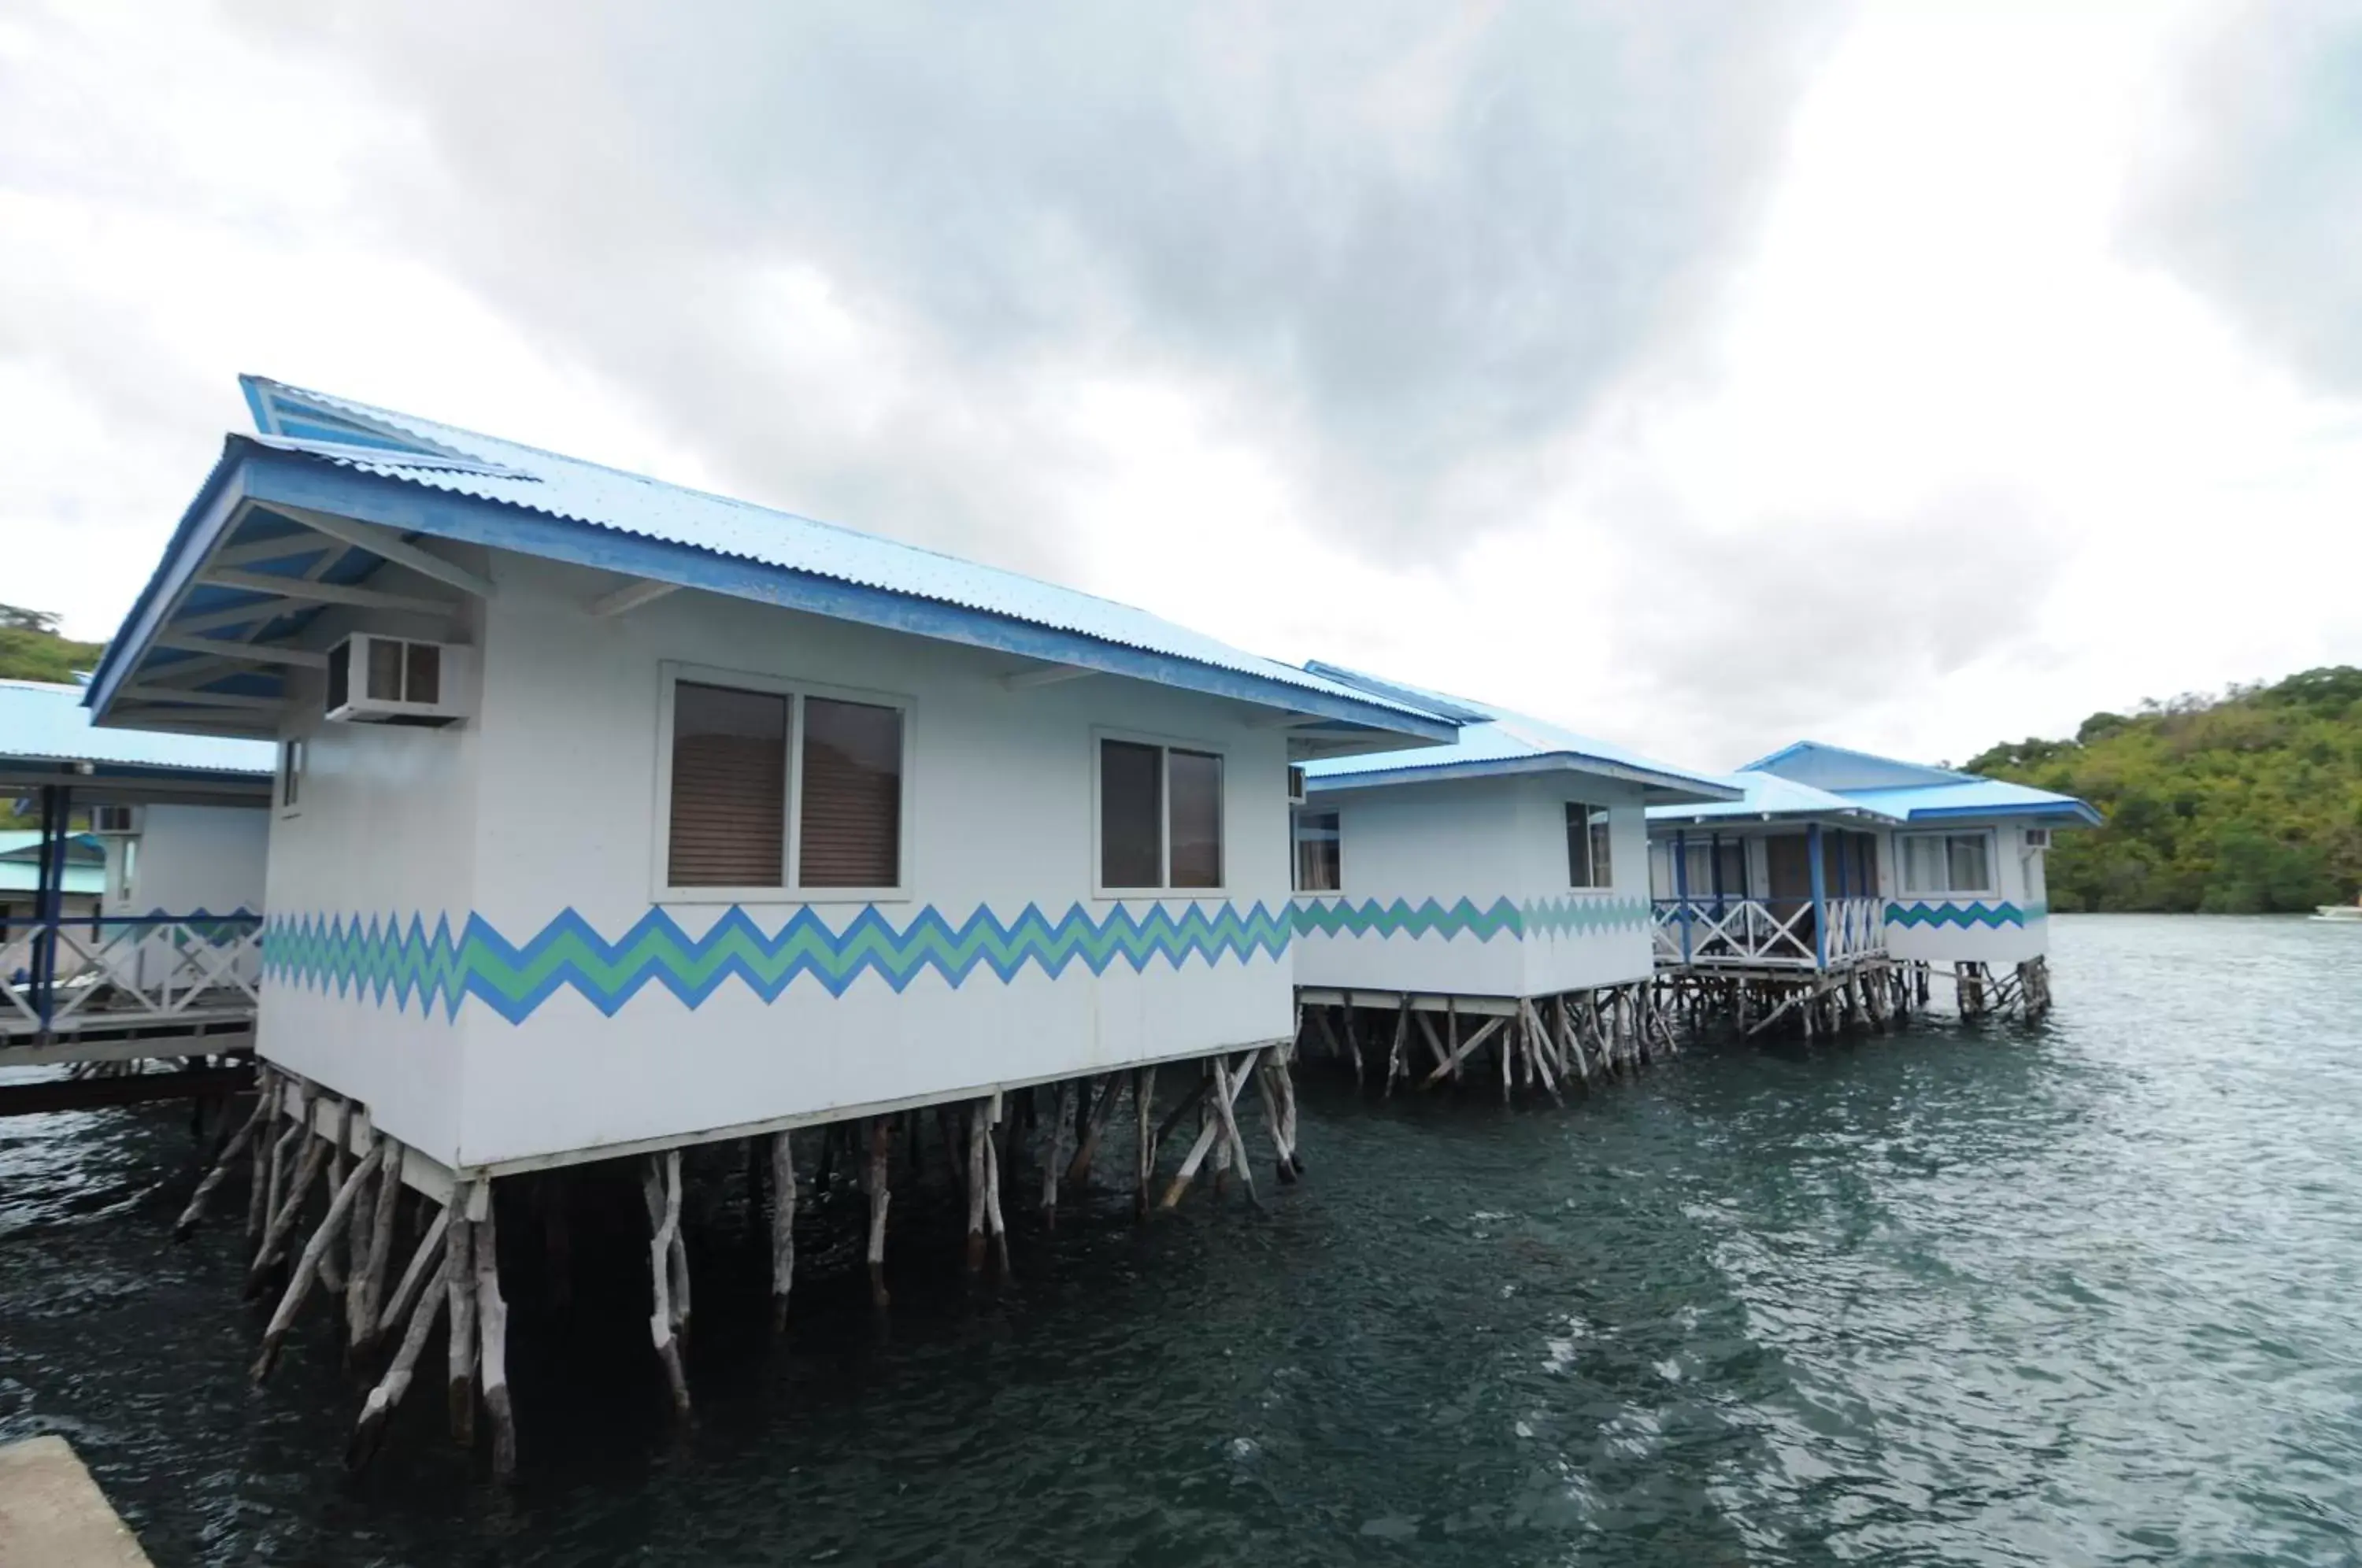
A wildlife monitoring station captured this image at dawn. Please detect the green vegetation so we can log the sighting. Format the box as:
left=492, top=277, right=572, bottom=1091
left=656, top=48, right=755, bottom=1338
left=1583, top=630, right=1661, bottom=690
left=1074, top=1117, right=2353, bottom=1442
left=0, top=605, right=104, bottom=685
left=1969, top=667, right=2362, bottom=914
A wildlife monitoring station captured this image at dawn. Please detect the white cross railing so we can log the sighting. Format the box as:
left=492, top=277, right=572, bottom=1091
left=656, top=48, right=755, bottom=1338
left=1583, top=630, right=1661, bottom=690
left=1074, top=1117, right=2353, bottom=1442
left=0, top=913, right=263, bottom=1038
left=1652, top=896, right=1886, bottom=969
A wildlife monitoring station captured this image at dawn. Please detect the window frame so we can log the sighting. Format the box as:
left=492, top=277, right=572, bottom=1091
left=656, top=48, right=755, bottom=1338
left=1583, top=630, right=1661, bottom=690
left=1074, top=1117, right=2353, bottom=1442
left=1564, top=799, right=1616, bottom=892
left=651, top=660, right=916, bottom=905
left=1291, top=808, right=1342, bottom=894
left=1090, top=727, right=1231, bottom=900
left=277, top=736, right=307, bottom=819
left=1895, top=829, right=1997, bottom=898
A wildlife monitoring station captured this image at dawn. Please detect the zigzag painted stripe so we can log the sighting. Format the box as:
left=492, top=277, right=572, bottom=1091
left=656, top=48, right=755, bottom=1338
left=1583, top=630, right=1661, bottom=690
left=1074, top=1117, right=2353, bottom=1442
left=1289, top=895, right=1649, bottom=941
left=264, top=900, right=1291, bottom=1025
left=1884, top=900, right=2041, bottom=929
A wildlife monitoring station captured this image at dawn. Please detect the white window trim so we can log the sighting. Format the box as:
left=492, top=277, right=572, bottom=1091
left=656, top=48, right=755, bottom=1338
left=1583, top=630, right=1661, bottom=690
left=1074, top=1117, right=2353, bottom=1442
left=1895, top=827, right=1997, bottom=899
left=1564, top=798, right=1616, bottom=894
left=1291, top=806, right=1342, bottom=895
left=276, top=735, right=307, bottom=820
left=651, top=660, right=916, bottom=905
left=1090, top=725, right=1230, bottom=900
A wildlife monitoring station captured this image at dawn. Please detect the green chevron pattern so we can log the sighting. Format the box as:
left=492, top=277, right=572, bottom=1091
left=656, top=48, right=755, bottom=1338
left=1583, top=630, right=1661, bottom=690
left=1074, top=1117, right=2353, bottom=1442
left=1289, top=894, right=1649, bottom=941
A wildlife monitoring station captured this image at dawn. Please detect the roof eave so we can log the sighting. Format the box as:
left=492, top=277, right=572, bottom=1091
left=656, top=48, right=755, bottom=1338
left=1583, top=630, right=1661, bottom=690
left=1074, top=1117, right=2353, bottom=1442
left=94, top=446, right=1457, bottom=745
left=1900, top=800, right=2103, bottom=827
left=1308, top=751, right=1741, bottom=799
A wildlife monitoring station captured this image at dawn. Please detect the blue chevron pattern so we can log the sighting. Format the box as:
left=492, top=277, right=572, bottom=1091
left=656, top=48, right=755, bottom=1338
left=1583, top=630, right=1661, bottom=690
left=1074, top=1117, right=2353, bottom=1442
left=264, top=900, right=1291, bottom=1025
left=1289, top=894, right=1649, bottom=941
left=1885, top=900, right=2042, bottom=929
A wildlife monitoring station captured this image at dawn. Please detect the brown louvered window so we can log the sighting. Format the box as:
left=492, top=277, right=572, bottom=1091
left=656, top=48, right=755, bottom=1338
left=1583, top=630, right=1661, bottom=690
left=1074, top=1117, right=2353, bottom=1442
left=799, top=697, right=903, bottom=887
left=668, top=682, right=787, bottom=887
left=1168, top=749, right=1223, bottom=888
left=1099, top=740, right=1163, bottom=889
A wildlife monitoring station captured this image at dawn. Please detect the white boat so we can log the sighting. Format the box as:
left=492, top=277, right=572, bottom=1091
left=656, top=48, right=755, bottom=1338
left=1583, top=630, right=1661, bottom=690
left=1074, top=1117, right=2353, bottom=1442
left=2311, top=899, right=2362, bottom=922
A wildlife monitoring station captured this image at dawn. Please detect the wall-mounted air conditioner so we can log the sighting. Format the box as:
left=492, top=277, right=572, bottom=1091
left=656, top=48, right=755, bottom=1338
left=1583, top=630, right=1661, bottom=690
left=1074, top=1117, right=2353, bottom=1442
left=325, top=634, right=472, bottom=727
left=1287, top=764, right=1307, bottom=806
left=2023, top=827, right=2051, bottom=851
left=88, top=804, right=141, bottom=835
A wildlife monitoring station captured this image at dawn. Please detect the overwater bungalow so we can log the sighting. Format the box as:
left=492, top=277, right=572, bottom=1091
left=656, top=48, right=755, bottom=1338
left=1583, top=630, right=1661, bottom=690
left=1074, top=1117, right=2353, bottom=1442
left=1287, top=665, right=1738, bottom=1100
left=1648, top=741, right=2099, bottom=1030
left=0, top=677, right=272, bottom=1109
left=82, top=375, right=1455, bottom=1472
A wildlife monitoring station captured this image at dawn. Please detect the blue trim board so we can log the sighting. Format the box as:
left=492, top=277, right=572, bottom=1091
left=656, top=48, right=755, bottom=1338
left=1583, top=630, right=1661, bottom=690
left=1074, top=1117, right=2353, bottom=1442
left=265, top=899, right=1291, bottom=1026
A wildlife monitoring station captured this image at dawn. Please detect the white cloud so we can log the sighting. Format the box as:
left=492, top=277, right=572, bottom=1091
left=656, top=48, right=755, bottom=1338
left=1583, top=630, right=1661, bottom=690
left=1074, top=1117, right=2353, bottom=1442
left=2, top=0, right=2358, bottom=778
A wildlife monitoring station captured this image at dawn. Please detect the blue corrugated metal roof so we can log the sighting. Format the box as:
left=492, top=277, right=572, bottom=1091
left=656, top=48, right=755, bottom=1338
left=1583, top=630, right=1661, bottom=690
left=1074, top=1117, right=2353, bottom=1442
left=1297, top=664, right=1738, bottom=803
left=1646, top=771, right=1904, bottom=824
left=1834, top=778, right=2104, bottom=825
left=1737, top=739, right=1975, bottom=783
left=0, top=680, right=274, bottom=776
left=92, top=376, right=1443, bottom=736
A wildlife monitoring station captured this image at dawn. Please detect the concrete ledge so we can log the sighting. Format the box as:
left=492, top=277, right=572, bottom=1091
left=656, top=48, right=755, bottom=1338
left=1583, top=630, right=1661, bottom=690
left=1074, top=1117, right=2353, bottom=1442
left=0, top=1436, right=153, bottom=1566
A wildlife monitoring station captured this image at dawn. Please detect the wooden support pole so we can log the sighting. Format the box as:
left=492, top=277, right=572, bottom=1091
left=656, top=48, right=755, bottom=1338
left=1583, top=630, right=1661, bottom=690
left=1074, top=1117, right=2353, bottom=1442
left=1446, top=998, right=1461, bottom=1084
left=475, top=1183, right=516, bottom=1481
left=248, top=1125, right=331, bottom=1296
left=254, top=1140, right=385, bottom=1383
left=983, top=1093, right=1010, bottom=1275
left=1275, top=1048, right=1302, bottom=1171
left=1415, top=1008, right=1449, bottom=1072
left=175, top=1082, right=272, bottom=1240
left=1158, top=1048, right=1261, bottom=1208
left=1068, top=1074, right=1121, bottom=1186
left=446, top=1204, right=478, bottom=1447
left=1209, top=1055, right=1260, bottom=1210
left=770, top=1130, right=797, bottom=1332
left=1384, top=997, right=1409, bottom=1098
left=643, top=1152, right=690, bottom=1418
left=964, top=1104, right=990, bottom=1274
left=379, top=1202, right=450, bottom=1337
left=1253, top=1057, right=1298, bottom=1182
left=346, top=1226, right=450, bottom=1471
left=864, top=1117, right=892, bottom=1307
left=244, top=1071, right=279, bottom=1244
left=1041, top=1078, right=1076, bottom=1226
left=352, top=1136, right=403, bottom=1360
left=1341, top=999, right=1362, bottom=1089
left=1134, top=1064, right=1160, bottom=1217
left=1420, top=1015, right=1508, bottom=1089
left=319, top=1100, right=353, bottom=1295
left=257, top=1082, right=307, bottom=1259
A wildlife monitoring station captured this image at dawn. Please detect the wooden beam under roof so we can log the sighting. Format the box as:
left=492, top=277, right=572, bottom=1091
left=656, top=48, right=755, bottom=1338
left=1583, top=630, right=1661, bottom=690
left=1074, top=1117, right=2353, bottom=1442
left=265, top=502, right=498, bottom=601
left=197, top=568, right=459, bottom=618
left=153, top=633, right=327, bottom=669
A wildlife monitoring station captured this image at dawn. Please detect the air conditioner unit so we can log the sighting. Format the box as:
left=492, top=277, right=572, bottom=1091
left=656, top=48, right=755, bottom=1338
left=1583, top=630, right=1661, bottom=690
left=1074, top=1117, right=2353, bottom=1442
left=2023, top=827, right=2051, bottom=851
left=324, top=633, right=472, bottom=727
left=1287, top=764, right=1307, bottom=806
left=88, top=804, right=141, bottom=835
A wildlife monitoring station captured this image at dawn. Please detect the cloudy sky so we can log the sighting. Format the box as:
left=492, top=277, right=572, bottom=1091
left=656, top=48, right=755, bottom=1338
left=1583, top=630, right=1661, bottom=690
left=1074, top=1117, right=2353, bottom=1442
left=4, top=0, right=2358, bottom=769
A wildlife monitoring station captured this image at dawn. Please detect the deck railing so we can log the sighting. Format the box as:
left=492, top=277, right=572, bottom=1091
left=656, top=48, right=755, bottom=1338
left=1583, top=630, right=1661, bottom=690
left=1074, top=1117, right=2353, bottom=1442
left=1651, top=896, right=1886, bottom=969
left=0, top=912, right=264, bottom=1039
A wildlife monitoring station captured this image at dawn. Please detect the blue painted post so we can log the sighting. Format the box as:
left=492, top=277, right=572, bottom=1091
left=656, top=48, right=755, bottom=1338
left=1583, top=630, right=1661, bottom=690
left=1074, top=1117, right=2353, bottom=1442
left=33, top=785, right=64, bottom=1034
left=1673, top=830, right=1693, bottom=964
left=1710, top=830, right=1725, bottom=917
left=1807, top=820, right=1828, bottom=971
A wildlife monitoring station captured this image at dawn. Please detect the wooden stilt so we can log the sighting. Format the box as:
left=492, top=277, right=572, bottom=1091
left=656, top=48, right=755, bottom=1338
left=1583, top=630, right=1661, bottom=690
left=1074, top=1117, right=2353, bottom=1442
left=378, top=1202, right=450, bottom=1338
left=964, top=1104, right=989, bottom=1273
left=346, top=1226, right=451, bottom=1471
left=1041, top=1078, right=1075, bottom=1226
left=1384, top=997, right=1409, bottom=1097
left=1158, top=1048, right=1262, bottom=1208
left=254, top=1139, right=386, bottom=1383
left=1252, top=1056, right=1298, bottom=1182
left=1209, top=1055, right=1259, bottom=1209
left=257, top=1082, right=308, bottom=1262
left=352, top=1136, right=402, bottom=1360
left=864, top=1117, right=892, bottom=1307
left=248, top=1124, right=331, bottom=1296
left=1134, top=1064, right=1160, bottom=1217
left=983, top=1093, right=1010, bottom=1275
left=319, top=1100, right=353, bottom=1295
left=770, top=1130, right=797, bottom=1332
left=1068, top=1074, right=1121, bottom=1187
left=244, top=1071, right=279, bottom=1244
left=1446, top=998, right=1461, bottom=1085
left=446, top=1201, right=478, bottom=1447
left=175, top=1082, right=272, bottom=1240
left=474, top=1183, right=516, bottom=1480
left=1420, top=1015, right=1507, bottom=1088
left=1275, top=1050, right=1303, bottom=1171
left=1415, top=1008, right=1449, bottom=1073
left=1341, top=997, right=1362, bottom=1089
left=643, top=1152, right=690, bottom=1418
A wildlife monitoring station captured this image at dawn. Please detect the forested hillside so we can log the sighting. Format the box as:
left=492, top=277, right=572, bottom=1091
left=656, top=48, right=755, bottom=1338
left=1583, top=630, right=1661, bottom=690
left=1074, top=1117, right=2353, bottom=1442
left=0, top=605, right=104, bottom=683
left=1968, top=667, right=2362, bottom=913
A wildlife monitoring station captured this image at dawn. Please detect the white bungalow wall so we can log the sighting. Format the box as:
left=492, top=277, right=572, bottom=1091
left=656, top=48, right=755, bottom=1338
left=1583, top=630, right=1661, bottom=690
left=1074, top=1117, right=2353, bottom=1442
left=454, top=554, right=1294, bottom=1167
left=1883, top=819, right=2051, bottom=966
left=123, top=804, right=269, bottom=915
left=1291, top=772, right=1654, bottom=1002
